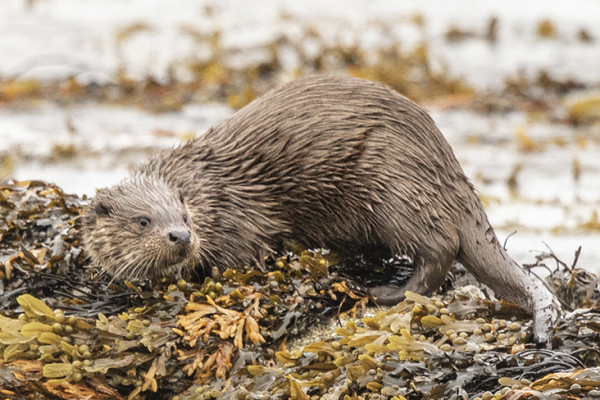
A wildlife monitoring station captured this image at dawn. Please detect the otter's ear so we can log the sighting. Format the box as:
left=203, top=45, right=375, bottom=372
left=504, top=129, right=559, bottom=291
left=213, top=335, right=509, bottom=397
left=94, top=201, right=112, bottom=218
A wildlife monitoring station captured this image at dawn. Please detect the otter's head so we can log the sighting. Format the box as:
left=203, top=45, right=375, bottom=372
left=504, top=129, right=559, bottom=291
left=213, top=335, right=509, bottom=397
left=81, top=174, right=198, bottom=281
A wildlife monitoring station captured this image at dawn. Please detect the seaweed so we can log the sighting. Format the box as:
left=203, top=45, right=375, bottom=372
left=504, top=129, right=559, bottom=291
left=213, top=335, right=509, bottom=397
left=1, top=178, right=600, bottom=399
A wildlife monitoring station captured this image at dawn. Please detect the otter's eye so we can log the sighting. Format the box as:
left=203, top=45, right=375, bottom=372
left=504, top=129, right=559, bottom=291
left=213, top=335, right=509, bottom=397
left=139, top=217, right=151, bottom=227
left=183, top=214, right=188, bottom=224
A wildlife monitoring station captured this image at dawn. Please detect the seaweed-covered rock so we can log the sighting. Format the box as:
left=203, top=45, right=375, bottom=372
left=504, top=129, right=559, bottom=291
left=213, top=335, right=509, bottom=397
left=1, top=179, right=600, bottom=400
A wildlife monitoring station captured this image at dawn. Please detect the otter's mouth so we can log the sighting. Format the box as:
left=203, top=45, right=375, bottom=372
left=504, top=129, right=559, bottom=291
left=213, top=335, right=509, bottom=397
left=178, top=247, right=190, bottom=258
left=166, top=258, right=193, bottom=275
left=157, top=249, right=197, bottom=278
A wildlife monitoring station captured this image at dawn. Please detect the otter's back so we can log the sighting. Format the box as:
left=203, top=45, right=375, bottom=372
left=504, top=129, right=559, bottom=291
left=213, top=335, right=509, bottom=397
left=195, top=76, right=476, bottom=253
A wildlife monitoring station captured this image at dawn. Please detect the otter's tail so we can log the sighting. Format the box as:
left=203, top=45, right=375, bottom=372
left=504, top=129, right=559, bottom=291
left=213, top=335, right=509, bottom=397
left=457, top=218, right=561, bottom=343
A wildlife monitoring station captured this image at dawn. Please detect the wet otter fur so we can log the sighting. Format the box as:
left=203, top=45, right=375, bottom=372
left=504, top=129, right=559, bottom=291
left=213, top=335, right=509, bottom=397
left=82, top=75, right=560, bottom=342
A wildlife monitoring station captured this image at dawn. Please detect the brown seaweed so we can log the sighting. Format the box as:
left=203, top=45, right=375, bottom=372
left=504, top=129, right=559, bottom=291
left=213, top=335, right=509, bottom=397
left=1, top=178, right=600, bottom=400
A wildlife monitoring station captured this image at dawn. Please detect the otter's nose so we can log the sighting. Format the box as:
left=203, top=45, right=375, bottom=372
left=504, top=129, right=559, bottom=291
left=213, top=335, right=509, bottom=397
left=168, top=230, right=191, bottom=245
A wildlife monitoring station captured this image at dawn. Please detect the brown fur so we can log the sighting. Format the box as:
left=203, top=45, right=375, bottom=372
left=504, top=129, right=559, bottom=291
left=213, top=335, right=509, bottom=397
left=82, top=76, right=560, bottom=341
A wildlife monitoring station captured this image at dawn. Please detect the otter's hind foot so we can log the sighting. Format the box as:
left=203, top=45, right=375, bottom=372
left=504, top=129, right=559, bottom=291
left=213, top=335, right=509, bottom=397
left=369, top=284, right=406, bottom=305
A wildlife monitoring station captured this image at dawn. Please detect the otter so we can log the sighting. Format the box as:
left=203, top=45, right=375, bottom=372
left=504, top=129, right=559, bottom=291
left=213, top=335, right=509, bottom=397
left=82, top=76, right=560, bottom=342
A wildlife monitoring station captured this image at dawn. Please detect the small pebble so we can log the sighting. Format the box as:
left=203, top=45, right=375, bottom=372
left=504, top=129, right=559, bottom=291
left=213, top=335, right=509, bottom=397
left=52, top=323, right=64, bottom=334
left=589, top=389, right=600, bottom=398
left=425, top=304, right=438, bottom=314
left=570, top=383, right=581, bottom=394
left=322, top=372, right=335, bottom=383
left=508, top=322, right=521, bottom=332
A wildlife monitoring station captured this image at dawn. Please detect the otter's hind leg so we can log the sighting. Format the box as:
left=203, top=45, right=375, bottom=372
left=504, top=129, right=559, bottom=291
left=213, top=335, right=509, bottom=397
left=369, top=251, right=455, bottom=306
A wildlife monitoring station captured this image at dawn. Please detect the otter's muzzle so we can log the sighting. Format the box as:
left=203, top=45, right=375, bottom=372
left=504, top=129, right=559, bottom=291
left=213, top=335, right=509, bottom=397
left=168, top=230, right=192, bottom=245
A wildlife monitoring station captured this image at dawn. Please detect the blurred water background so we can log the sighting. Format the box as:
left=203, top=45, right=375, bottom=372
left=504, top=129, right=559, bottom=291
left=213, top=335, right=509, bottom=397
left=1, top=0, right=599, bottom=271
